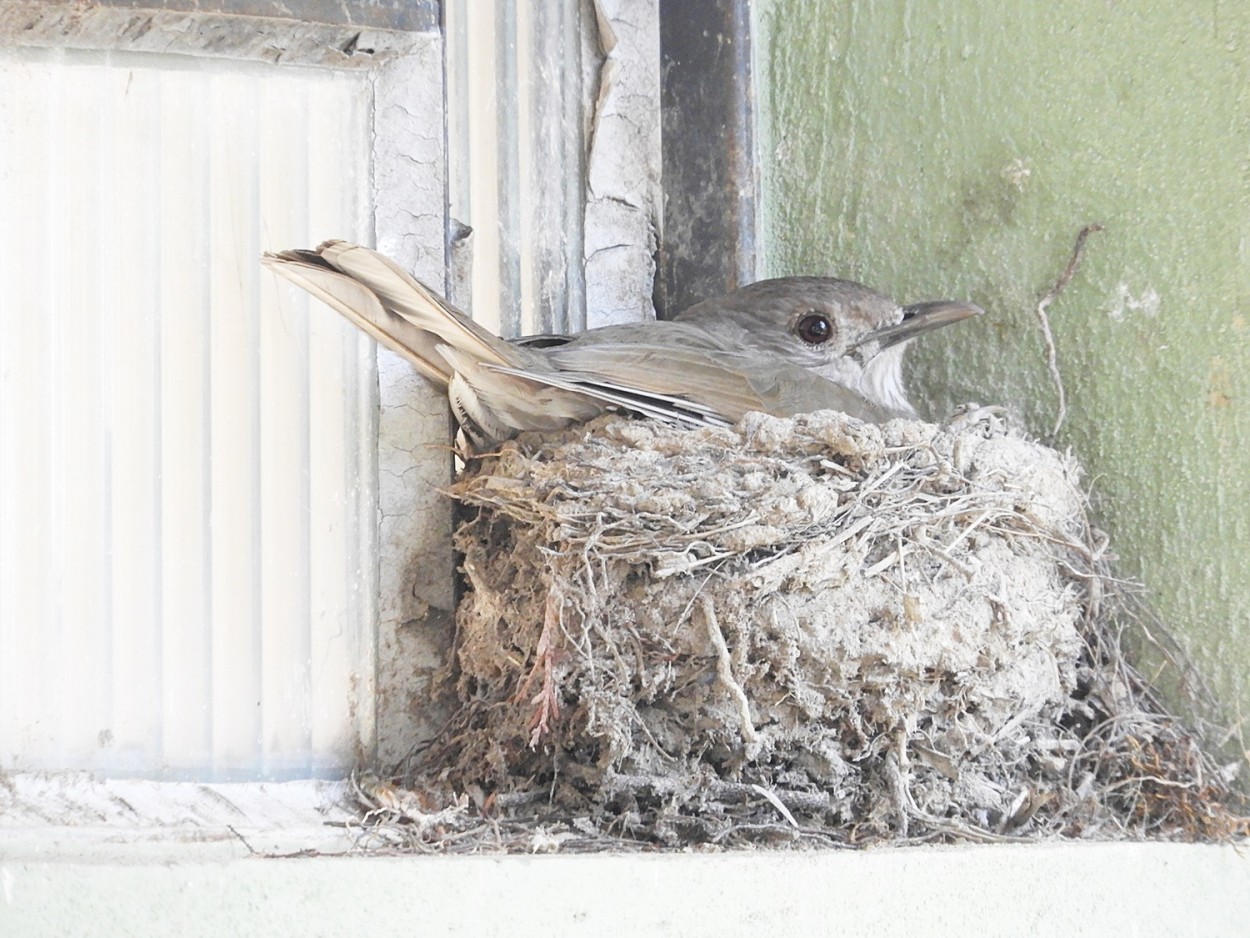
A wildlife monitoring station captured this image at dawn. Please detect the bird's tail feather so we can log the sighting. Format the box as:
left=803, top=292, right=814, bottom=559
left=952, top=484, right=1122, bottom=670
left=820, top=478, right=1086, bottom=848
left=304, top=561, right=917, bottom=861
left=262, top=241, right=523, bottom=388
left=315, top=241, right=516, bottom=371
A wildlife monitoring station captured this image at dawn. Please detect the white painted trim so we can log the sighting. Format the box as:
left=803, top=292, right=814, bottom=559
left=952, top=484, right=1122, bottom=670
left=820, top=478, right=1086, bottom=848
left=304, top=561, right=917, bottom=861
left=368, top=39, right=457, bottom=768
left=2, top=841, right=1248, bottom=936
left=0, top=774, right=358, bottom=858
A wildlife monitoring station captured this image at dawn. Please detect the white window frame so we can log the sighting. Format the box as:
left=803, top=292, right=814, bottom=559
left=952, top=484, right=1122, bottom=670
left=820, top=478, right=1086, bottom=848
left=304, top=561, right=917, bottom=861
left=0, top=0, right=661, bottom=846
left=0, top=1, right=449, bottom=840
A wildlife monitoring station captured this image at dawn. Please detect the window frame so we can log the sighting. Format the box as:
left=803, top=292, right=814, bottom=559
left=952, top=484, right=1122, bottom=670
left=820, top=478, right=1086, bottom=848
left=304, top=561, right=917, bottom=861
left=0, top=0, right=452, bottom=820
left=0, top=0, right=671, bottom=836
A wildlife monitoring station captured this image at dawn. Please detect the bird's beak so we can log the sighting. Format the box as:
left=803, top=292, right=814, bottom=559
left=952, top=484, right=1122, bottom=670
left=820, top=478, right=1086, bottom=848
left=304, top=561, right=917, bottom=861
left=863, top=299, right=983, bottom=350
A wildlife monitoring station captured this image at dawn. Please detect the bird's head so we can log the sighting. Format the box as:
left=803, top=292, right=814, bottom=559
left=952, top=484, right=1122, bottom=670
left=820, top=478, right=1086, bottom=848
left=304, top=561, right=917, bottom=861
left=675, top=276, right=982, bottom=417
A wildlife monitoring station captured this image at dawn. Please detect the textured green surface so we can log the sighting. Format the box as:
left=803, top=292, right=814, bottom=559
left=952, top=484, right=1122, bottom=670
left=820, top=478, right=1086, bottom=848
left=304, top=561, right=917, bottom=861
left=755, top=2, right=1249, bottom=736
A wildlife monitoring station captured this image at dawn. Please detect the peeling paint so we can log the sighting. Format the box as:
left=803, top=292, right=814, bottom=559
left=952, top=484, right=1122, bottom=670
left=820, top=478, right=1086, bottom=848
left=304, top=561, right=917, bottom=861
left=0, top=2, right=434, bottom=67
left=584, top=0, right=661, bottom=327
left=1107, top=283, right=1162, bottom=322
left=1000, top=158, right=1032, bottom=190
left=370, top=40, right=456, bottom=768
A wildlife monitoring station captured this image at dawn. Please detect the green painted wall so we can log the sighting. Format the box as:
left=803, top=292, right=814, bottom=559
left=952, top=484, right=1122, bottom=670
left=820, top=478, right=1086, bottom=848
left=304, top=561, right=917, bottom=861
left=754, top=2, right=1249, bottom=743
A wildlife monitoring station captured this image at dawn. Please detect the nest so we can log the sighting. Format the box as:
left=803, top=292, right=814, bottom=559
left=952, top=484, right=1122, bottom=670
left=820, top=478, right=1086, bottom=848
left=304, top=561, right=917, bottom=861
left=355, top=407, right=1247, bottom=851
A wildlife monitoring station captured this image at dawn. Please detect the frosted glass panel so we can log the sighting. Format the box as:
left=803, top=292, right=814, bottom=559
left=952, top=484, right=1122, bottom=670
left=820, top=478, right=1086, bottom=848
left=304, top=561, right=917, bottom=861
left=0, top=50, right=375, bottom=780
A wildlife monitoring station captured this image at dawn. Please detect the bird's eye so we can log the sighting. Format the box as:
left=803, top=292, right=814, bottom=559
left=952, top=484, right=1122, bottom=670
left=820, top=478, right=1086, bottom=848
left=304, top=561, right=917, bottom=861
left=796, top=312, right=833, bottom=345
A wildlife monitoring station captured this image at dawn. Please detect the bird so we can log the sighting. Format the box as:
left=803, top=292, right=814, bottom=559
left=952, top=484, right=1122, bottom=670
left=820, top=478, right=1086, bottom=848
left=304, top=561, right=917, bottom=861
left=262, top=241, right=981, bottom=446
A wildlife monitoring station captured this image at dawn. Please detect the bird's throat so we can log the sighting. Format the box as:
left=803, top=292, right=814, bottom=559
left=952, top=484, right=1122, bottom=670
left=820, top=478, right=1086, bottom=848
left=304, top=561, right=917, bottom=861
left=859, top=346, right=917, bottom=419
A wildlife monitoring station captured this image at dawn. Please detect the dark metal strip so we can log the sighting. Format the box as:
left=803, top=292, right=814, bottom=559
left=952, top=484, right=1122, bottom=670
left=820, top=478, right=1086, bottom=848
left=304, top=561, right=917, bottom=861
left=658, top=0, right=756, bottom=318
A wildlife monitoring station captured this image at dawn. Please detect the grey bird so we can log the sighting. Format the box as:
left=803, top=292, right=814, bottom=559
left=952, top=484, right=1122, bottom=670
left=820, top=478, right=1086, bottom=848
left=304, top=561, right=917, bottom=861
left=262, top=241, right=981, bottom=445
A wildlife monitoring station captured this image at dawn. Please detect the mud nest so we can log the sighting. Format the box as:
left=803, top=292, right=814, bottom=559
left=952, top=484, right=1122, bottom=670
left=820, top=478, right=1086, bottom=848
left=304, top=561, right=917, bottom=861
left=355, top=408, right=1247, bottom=851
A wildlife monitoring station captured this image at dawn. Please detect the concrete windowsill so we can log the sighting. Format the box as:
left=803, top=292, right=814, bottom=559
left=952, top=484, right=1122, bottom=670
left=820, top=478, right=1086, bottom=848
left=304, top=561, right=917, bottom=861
left=3, top=777, right=1246, bottom=935
left=3, top=836, right=1247, bottom=937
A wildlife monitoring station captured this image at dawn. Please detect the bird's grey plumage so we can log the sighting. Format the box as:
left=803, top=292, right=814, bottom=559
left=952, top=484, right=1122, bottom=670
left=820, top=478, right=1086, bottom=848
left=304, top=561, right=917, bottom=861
left=261, top=241, right=981, bottom=445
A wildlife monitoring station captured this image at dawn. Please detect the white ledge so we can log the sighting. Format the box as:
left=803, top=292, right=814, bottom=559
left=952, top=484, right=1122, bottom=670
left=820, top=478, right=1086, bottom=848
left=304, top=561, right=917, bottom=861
left=3, top=775, right=1246, bottom=934
left=2, top=839, right=1247, bottom=937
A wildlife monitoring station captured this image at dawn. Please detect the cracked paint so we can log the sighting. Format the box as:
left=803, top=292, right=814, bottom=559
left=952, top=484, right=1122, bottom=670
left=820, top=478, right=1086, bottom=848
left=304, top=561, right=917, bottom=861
left=369, top=40, right=456, bottom=767
left=584, top=0, right=661, bottom=327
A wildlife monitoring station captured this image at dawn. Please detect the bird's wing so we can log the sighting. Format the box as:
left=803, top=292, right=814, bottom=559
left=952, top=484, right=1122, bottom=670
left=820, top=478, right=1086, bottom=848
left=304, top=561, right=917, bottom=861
left=510, top=333, right=572, bottom=349
left=436, top=344, right=605, bottom=434
left=549, top=345, right=770, bottom=420
left=485, top=362, right=732, bottom=429
left=525, top=342, right=893, bottom=424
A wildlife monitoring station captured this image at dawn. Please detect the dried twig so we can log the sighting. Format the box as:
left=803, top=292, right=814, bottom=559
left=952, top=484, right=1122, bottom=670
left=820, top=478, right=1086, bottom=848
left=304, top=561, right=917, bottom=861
left=699, top=596, right=760, bottom=752
left=1035, top=223, right=1105, bottom=439
left=515, top=587, right=564, bottom=747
